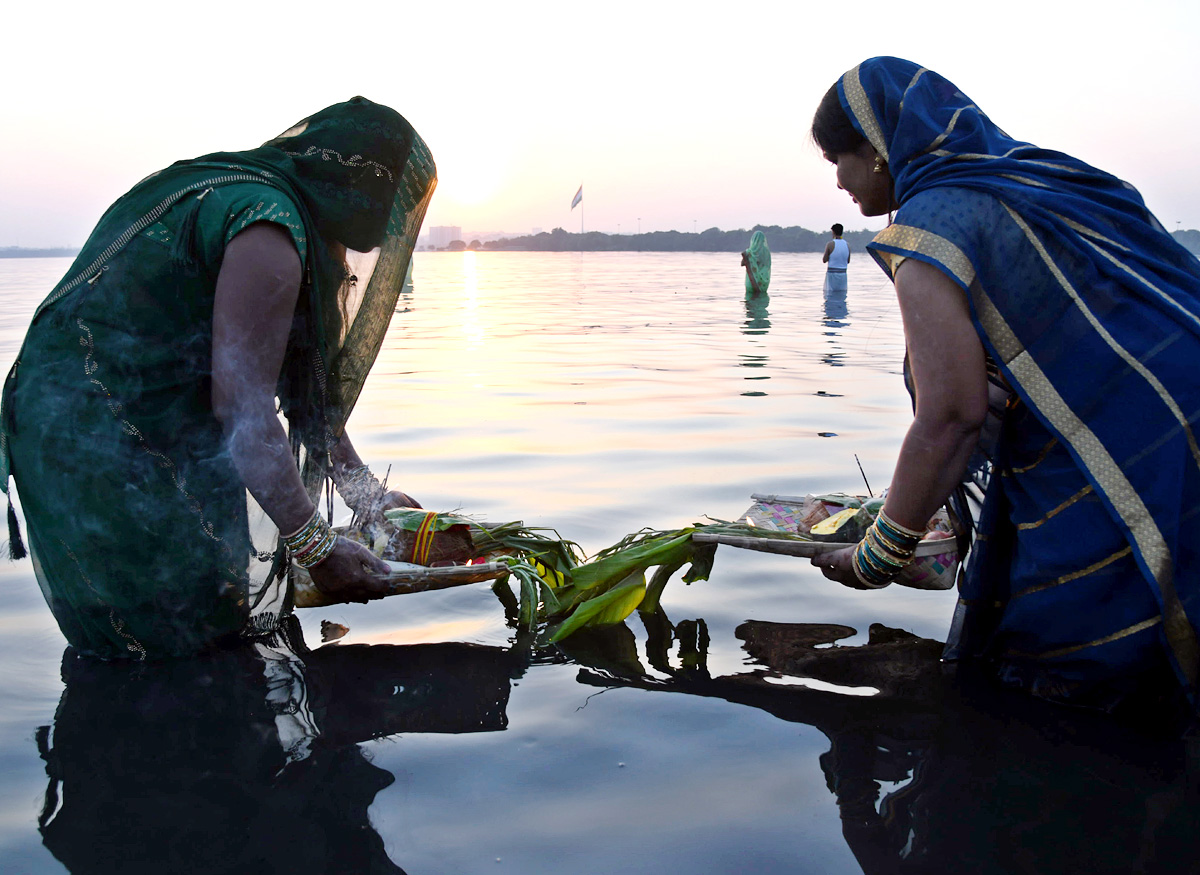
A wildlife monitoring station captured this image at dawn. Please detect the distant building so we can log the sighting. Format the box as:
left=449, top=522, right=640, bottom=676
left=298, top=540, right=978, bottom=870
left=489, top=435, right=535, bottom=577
left=429, top=225, right=462, bottom=250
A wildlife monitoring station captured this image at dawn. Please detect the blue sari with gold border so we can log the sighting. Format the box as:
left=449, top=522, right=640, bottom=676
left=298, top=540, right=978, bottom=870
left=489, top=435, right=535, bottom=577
left=836, top=58, right=1200, bottom=706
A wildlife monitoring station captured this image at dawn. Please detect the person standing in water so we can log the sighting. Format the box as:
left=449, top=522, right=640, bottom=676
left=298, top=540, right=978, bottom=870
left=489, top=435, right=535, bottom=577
left=809, top=56, right=1200, bottom=714
left=822, top=223, right=850, bottom=292
left=741, top=230, right=771, bottom=298
left=0, top=97, right=435, bottom=660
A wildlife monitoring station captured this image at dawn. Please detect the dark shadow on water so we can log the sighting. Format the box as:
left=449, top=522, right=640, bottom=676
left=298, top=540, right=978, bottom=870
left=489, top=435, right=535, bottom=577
left=34, top=619, right=522, bottom=875
left=34, top=608, right=1200, bottom=875
left=564, top=614, right=1200, bottom=875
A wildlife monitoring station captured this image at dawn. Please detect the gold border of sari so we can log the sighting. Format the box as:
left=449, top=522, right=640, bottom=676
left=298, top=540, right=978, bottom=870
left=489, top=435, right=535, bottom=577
left=842, top=64, right=889, bottom=163
left=873, top=219, right=1199, bottom=687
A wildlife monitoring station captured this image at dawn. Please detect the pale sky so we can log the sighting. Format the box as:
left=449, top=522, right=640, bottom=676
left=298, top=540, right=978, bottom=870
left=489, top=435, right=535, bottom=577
left=3, top=0, right=1199, bottom=247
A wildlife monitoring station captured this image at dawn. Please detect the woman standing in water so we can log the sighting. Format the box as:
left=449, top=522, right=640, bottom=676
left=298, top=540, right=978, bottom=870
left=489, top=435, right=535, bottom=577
left=809, top=57, right=1200, bottom=711
left=1, top=97, right=435, bottom=659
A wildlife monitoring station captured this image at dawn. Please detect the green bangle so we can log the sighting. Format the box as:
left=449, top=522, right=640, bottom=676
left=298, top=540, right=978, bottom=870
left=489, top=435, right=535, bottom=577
left=284, top=509, right=338, bottom=569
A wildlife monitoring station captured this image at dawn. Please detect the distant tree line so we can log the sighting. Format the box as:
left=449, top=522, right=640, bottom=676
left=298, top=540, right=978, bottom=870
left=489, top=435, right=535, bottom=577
left=0, top=246, right=80, bottom=259
left=477, top=225, right=877, bottom=253
left=476, top=226, right=1200, bottom=258
left=6, top=229, right=1200, bottom=259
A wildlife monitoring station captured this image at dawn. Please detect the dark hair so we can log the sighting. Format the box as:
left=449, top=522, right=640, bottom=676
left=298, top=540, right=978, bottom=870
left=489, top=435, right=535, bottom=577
left=811, top=82, right=866, bottom=157
left=831, top=223, right=843, bottom=236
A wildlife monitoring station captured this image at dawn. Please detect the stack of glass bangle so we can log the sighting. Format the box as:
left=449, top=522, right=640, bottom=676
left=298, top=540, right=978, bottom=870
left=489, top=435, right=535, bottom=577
left=851, top=510, right=924, bottom=588
left=283, top=508, right=338, bottom=569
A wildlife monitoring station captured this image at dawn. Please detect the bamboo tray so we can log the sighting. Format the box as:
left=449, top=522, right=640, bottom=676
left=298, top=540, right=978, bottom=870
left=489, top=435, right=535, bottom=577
left=691, top=530, right=956, bottom=559
left=292, top=556, right=510, bottom=608
left=694, top=493, right=959, bottom=590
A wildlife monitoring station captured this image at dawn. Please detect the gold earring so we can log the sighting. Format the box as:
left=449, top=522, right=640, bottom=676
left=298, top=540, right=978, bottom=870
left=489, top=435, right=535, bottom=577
left=873, top=156, right=886, bottom=174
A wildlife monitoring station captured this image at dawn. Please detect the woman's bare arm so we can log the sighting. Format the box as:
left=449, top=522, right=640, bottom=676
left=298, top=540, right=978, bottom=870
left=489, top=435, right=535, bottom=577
left=211, top=223, right=390, bottom=598
left=814, top=258, right=988, bottom=585
left=882, top=259, right=988, bottom=529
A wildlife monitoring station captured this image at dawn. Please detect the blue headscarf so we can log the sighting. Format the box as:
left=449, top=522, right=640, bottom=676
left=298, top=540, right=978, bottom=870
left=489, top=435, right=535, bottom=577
left=836, top=57, right=1200, bottom=696
left=839, top=57, right=1199, bottom=288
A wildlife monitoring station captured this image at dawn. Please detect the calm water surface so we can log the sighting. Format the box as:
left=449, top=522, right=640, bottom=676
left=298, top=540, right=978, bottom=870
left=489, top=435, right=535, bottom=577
left=0, top=253, right=1193, bottom=874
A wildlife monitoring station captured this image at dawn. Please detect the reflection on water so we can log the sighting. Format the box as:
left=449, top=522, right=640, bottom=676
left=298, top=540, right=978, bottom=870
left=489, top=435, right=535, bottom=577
left=742, top=295, right=771, bottom=336
left=35, top=609, right=1198, bottom=875
left=5, top=254, right=1193, bottom=874
left=740, top=295, right=771, bottom=396
left=823, top=287, right=850, bottom=368
left=35, top=619, right=518, bottom=875
left=567, top=615, right=1199, bottom=875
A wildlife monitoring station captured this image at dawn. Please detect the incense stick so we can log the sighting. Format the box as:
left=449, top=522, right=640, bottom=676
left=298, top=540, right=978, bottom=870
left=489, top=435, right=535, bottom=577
left=854, top=454, right=873, bottom=498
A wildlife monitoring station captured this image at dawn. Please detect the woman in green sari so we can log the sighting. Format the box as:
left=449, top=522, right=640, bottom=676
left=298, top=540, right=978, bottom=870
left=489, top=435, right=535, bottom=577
left=741, top=230, right=771, bottom=297
left=0, top=97, right=437, bottom=659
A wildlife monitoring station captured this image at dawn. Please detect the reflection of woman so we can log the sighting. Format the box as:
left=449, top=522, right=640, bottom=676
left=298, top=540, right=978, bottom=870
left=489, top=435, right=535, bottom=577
left=35, top=625, right=515, bottom=874
left=0, top=98, right=436, bottom=659
left=808, top=57, right=1200, bottom=710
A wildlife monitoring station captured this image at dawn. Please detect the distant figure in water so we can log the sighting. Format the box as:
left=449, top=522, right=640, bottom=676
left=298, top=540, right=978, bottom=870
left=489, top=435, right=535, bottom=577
left=822, top=223, right=850, bottom=293
left=741, top=230, right=771, bottom=297
left=0, top=98, right=436, bottom=660
left=809, top=56, right=1200, bottom=715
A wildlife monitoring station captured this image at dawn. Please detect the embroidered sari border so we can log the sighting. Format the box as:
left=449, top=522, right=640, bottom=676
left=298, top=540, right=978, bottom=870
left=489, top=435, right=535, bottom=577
left=1003, top=204, right=1200, bottom=477
left=1014, top=484, right=1094, bottom=531
left=1008, top=436, right=1059, bottom=475
left=1013, top=545, right=1133, bottom=598
left=970, top=222, right=1198, bottom=685
left=1004, top=615, right=1161, bottom=661
left=871, top=224, right=976, bottom=287
left=842, top=64, right=889, bottom=163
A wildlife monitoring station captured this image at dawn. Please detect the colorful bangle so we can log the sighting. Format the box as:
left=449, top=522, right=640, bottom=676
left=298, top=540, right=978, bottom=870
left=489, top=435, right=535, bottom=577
left=850, top=511, right=923, bottom=589
left=851, top=540, right=893, bottom=588
left=283, top=509, right=338, bottom=569
left=875, top=510, right=924, bottom=548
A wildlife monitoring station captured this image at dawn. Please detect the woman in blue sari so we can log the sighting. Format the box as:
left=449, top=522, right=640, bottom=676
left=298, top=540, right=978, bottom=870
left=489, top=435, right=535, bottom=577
left=808, top=57, right=1200, bottom=711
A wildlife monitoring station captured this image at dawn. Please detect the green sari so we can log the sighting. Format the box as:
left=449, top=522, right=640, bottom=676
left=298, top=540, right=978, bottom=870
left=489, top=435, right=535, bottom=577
left=742, top=230, right=771, bottom=297
left=1, top=98, right=436, bottom=659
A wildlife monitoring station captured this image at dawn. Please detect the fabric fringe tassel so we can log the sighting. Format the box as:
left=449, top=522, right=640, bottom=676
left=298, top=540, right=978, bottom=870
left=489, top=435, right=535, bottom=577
left=7, top=495, right=26, bottom=560
left=169, top=187, right=212, bottom=273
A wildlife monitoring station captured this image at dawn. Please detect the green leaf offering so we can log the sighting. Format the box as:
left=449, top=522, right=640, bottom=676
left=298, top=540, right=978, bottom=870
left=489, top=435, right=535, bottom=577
left=470, top=521, right=715, bottom=641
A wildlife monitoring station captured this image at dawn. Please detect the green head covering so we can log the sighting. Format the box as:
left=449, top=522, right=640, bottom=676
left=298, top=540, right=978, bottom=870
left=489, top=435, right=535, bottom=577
left=32, top=97, right=436, bottom=469
left=742, top=230, right=771, bottom=296
left=263, top=96, right=415, bottom=253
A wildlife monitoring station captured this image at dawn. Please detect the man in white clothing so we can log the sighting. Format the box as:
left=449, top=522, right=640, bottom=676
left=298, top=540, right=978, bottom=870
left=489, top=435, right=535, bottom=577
left=822, top=223, right=850, bottom=293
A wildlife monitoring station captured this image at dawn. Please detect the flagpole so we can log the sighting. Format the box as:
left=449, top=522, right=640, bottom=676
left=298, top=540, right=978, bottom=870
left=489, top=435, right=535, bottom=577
left=570, top=184, right=583, bottom=248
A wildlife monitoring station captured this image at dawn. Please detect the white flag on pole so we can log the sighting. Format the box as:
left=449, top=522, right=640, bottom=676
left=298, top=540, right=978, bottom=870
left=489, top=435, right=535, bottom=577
left=570, top=185, right=583, bottom=210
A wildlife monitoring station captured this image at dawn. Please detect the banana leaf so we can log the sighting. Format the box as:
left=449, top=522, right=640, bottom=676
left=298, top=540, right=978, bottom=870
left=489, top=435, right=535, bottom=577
left=558, top=531, right=694, bottom=603
left=463, top=520, right=718, bottom=641
left=548, top=573, right=648, bottom=643
left=546, top=528, right=716, bottom=639
left=468, top=521, right=582, bottom=581
left=384, top=508, right=474, bottom=531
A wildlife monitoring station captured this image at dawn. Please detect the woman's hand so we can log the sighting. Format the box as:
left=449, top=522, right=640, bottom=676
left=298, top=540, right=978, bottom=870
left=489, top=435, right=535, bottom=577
left=307, top=536, right=393, bottom=603
left=811, top=546, right=862, bottom=588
